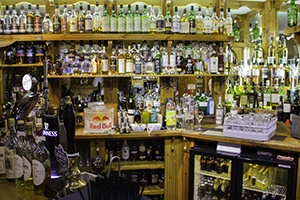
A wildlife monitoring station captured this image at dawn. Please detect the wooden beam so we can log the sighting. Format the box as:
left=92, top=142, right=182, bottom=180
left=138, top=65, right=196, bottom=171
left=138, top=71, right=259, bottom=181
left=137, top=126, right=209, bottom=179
left=274, top=0, right=289, bottom=9
left=227, top=1, right=264, bottom=10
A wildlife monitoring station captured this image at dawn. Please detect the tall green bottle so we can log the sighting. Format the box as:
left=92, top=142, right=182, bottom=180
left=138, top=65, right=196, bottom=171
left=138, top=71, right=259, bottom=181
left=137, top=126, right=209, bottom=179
left=287, top=0, right=298, bottom=27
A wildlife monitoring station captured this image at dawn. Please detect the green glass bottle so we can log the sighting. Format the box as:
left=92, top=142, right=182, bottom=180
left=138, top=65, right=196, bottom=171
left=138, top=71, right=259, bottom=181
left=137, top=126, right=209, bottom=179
left=225, top=80, right=234, bottom=113
left=263, top=80, right=272, bottom=110
left=164, top=5, right=172, bottom=34
left=240, top=82, right=249, bottom=108
left=248, top=82, right=257, bottom=109
left=233, top=19, right=239, bottom=42
left=253, top=21, right=260, bottom=42
left=189, top=6, right=196, bottom=34
left=287, top=0, right=298, bottom=27
left=233, top=81, right=241, bottom=107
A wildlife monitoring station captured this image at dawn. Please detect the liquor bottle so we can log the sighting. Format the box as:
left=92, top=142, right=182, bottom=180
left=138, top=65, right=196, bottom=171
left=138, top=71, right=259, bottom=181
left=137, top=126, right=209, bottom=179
left=156, top=8, right=164, bottom=33
left=33, top=5, right=42, bottom=34
left=140, top=171, right=149, bottom=186
left=170, top=7, right=180, bottom=34
left=0, top=122, right=6, bottom=178
left=233, top=81, right=241, bottom=107
left=233, top=19, right=239, bottom=41
left=248, top=82, right=257, bottom=109
left=18, top=5, right=26, bottom=34
left=0, top=11, right=4, bottom=34
left=130, top=142, right=138, bottom=161
left=287, top=0, right=298, bottom=27
left=263, top=80, right=272, bottom=110
left=3, top=5, right=11, bottom=35
left=199, top=91, right=208, bottom=115
left=149, top=5, right=157, bottom=33
left=126, top=4, right=134, bottom=33
left=109, top=4, right=117, bottom=33
left=196, top=7, right=204, bottom=34
left=180, top=8, right=189, bottom=34
left=138, top=142, right=146, bottom=160
left=26, top=5, right=34, bottom=34
left=218, top=8, right=226, bottom=35
left=5, top=118, right=17, bottom=182
left=42, top=13, right=53, bottom=34
left=210, top=44, right=218, bottom=74
left=240, top=82, right=249, bottom=108
left=102, top=4, right=109, bottom=33
left=52, top=4, right=61, bottom=33
left=15, top=120, right=25, bottom=186
left=69, top=5, right=78, bottom=33
left=134, top=44, right=143, bottom=74
left=249, top=23, right=254, bottom=43
left=100, top=46, right=109, bottom=75
left=189, top=6, right=196, bottom=34
left=253, top=21, right=260, bottom=42
left=211, top=7, right=219, bottom=35
left=216, top=96, right=224, bottom=125
left=257, top=39, right=264, bottom=65
left=150, top=106, right=158, bottom=123
left=257, top=82, right=264, bottom=108
left=26, top=42, right=35, bottom=64
left=277, top=96, right=284, bottom=122
left=292, top=91, right=299, bottom=119
left=211, top=179, right=219, bottom=200
left=271, top=82, right=279, bottom=109
left=134, top=107, right=142, bottom=124
left=15, top=42, right=25, bottom=64
left=141, top=108, right=150, bottom=125
left=165, top=5, right=172, bottom=34
left=141, top=5, right=149, bottom=33
left=85, top=4, right=93, bottom=33
left=32, top=136, right=50, bottom=195
left=185, top=54, right=195, bottom=74
left=134, top=5, right=141, bottom=33
left=150, top=170, right=158, bottom=185
left=267, top=37, right=276, bottom=66
left=225, top=8, right=233, bottom=36
left=118, top=46, right=126, bottom=74
left=165, top=98, right=176, bottom=130
left=154, top=144, right=163, bottom=161
left=230, top=100, right=238, bottom=115
left=126, top=45, right=134, bottom=74
left=218, top=43, right=225, bottom=73
left=11, top=5, right=18, bottom=34
left=283, top=90, right=292, bottom=123
left=93, top=2, right=102, bottom=33
left=146, top=143, right=153, bottom=161
left=121, top=139, right=130, bottom=161
left=154, top=48, right=162, bottom=74
left=224, top=80, right=234, bottom=113
left=77, top=3, right=85, bottom=33
left=60, top=2, right=69, bottom=34
left=153, top=87, right=161, bottom=113
left=117, top=4, right=126, bottom=33
left=281, top=36, right=288, bottom=67
left=23, top=121, right=36, bottom=190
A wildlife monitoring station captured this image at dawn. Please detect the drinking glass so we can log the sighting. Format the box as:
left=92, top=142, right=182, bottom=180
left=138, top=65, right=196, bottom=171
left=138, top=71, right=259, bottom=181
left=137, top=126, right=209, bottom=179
left=195, top=111, right=204, bottom=131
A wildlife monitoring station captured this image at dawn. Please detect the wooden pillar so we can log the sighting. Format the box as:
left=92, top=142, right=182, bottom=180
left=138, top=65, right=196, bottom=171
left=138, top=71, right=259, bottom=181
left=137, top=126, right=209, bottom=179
left=262, top=0, right=277, bottom=53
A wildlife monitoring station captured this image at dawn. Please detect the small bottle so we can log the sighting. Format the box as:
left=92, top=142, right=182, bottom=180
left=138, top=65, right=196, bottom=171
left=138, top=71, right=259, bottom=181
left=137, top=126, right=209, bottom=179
left=32, top=136, right=50, bottom=195
left=85, top=4, right=93, bottom=33
left=93, top=2, right=102, bottom=33
left=60, top=2, right=69, bottom=34
left=69, top=5, right=78, bottom=33
left=52, top=3, right=61, bottom=33
left=121, top=139, right=130, bottom=161
left=42, top=13, right=53, bottom=34
left=33, top=5, right=42, bottom=34
left=26, top=5, right=34, bottom=33
left=172, top=7, right=181, bottom=34
left=216, top=96, right=223, bottom=125
left=77, top=3, right=85, bottom=33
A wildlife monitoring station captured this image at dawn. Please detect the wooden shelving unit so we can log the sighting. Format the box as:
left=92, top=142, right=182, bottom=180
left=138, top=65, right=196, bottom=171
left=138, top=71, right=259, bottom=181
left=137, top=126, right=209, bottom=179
left=105, top=160, right=164, bottom=171
left=142, top=185, right=164, bottom=195
left=0, top=63, right=43, bottom=68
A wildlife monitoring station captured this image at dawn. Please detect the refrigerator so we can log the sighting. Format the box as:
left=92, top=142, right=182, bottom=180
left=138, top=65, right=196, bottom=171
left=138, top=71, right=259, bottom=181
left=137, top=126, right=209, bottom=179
left=189, top=142, right=298, bottom=200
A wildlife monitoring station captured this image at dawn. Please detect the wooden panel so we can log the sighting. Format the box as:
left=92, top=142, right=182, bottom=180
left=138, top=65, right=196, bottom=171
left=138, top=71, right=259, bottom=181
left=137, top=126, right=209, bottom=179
left=0, top=68, right=3, bottom=115
left=48, top=78, right=61, bottom=108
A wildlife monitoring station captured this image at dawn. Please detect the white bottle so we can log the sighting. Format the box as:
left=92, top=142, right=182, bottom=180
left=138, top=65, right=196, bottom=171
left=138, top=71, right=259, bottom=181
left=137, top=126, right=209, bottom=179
left=121, top=139, right=130, bottom=161
left=216, top=96, right=224, bottom=125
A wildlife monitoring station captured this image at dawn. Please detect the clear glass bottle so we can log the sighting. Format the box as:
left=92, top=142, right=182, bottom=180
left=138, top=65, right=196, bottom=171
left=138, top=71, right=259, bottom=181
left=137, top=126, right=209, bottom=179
left=26, top=5, right=34, bottom=34
left=166, top=98, right=176, bottom=130
left=18, top=5, right=27, bottom=34
left=180, top=8, right=189, bottom=34
left=141, top=5, right=149, bottom=33
left=218, top=43, right=225, bottom=73
left=267, top=36, right=276, bottom=66
left=81, top=54, right=92, bottom=75
left=263, top=80, right=272, bottom=110
left=52, top=3, right=61, bottom=33
left=32, top=136, right=50, bottom=195
left=5, top=118, right=16, bottom=182
left=196, top=7, right=204, bottom=34
left=165, top=5, right=172, bottom=34
left=15, top=120, right=25, bottom=186
left=225, top=8, right=233, bottom=36
left=211, top=6, right=219, bottom=35
left=33, top=4, right=42, bottom=34
left=85, top=4, right=93, bottom=33
left=134, top=44, right=143, bottom=74
left=101, top=46, right=109, bottom=75
left=218, top=8, right=226, bottom=35
left=149, top=5, right=157, bottom=33
left=42, top=13, right=53, bottom=34
left=134, top=5, right=141, bottom=33
left=102, top=4, right=110, bottom=33
left=11, top=5, right=19, bottom=34
left=109, top=48, right=118, bottom=75
left=69, top=5, right=78, bottom=33
left=118, top=4, right=126, bottom=33
left=172, top=6, right=181, bottom=34
left=210, top=44, right=218, bottom=74
left=93, top=1, right=102, bottom=33
left=110, top=4, right=118, bottom=33
left=3, top=5, right=12, bottom=35
left=203, top=7, right=211, bottom=34
left=118, top=46, right=126, bottom=74
left=126, top=4, right=134, bottom=33
left=61, top=2, right=69, bottom=34
left=156, top=8, right=164, bottom=33
left=126, top=45, right=134, bottom=74
left=77, top=3, right=85, bottom=33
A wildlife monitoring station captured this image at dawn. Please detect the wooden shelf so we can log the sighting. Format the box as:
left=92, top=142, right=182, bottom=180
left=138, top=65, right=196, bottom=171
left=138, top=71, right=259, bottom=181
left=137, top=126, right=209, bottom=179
left=48, top=73, right=238, bottom=79
left=283, top=25, right=300, bottom=35
left=105, top=160, right=164, bottom=171
left=142, top=185, right=164, bottom=196
left=0, top=63, right=43, bottom=68
left=0, top=33, right=233, bottom=43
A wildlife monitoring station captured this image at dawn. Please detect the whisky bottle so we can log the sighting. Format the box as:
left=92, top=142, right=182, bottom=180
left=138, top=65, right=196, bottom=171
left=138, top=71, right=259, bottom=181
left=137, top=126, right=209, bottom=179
left=130, top=142, right=138, bottom=161
left=138, top=142, right=146, bottom=160
left=218, top=43, right=225, bottom=73
left=101, top=46, right=109, bottom=75
left=218, top=8, right=226, bottom=35
left=33, top=4, right=42, bottom=34
left=287, top=0, right=298, bottom=27
left=118, top=47, right=126, bottom=74
left=216, top=96, right=224, bottom=125
left=156, top=8, right=164, bottom=33
left=224, top=80, right=234, bottom=113
left=69, top=5, right=78, bottom=33
left=180, top=8, right=189, bottom=34
left=203, top=7, right=211, bottom=34
left=134, top=5, right=141, bottom=33
left=60, top=2, right=69, bottom=34
left=110, top=4, right=118, bottom=33
left=257, top=82, right=264, bottom=108
left=141, top=5, right=149, bottom=33
left=189, top=6, right=196, bottom=34
left=3, top=5, right=11, bottom=35
left=149, top=5, right=157, bottom=33
left=85, top=4, right=93, bottom=33
left=126, top=4, right=134, bottom=33
left=125, top=45, right=134, bottom=74
left=248, top=82, right=257, bottom=109
left=26, top=5, right=34, bottom=33
left=211, top=7, right=219, bottom=35
left=5, top=118, right=16, bottom=182
left=109, top=48, right=118, bottom=75
left=102, top=4, right=110, bottom=33
left=118, top=5, right=126, bottom=33
left=53, top=4, right=61, bottom=33
left=0, top=11, right=4, bottom=34
left=173, top=6, right=181, bottom=34
left=263, top=80, right=272, bottom=110
left=93, top=2, right=102, bottom=33
left=11, top=5, right=19, bottom=34
left=146, top=143, right=154, bottom=161
left=15, top=120, right=25, bottom=186
left=32, top=136, right=50, bottom=195
left=225, top=8, right=233, bottom=36
left=18, top=5, right=26, bottom=34
left=154, top=144, right=163, bottom=161
left=165, top=5, right=172, bottom=34
left=271, top=82, right=279, bottom=109
left=134, top=44, right=143, bottom=74
left=77, top=3, right=85, bottom=33
left=196, top=7, right=204, bottom=34
left=277, top=96, right=284, bottom=122
left=267, top=37, right=276, bottom=66
left=210, top=44, right=218, bottom=74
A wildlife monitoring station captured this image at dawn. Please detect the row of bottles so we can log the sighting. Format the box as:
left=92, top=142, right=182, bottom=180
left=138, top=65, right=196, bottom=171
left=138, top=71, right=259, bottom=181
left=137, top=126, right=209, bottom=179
left=0, top=3, right=235, bottom=36
left=243, top=190, right=284, bottom=200
left=198, top=176, right=231, bottom=200
left=0, top=117, right=50, bottom=195
left=52, top=40, right=236, bottom=76
left=200, top=155, right=231, bottom=175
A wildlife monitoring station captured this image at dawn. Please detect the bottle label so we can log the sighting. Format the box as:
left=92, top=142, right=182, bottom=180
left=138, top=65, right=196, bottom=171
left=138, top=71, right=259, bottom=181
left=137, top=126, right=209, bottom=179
left=263, top=94, right=271, bottom=107
left=216, top=108, right=224, bottom=124
left=23, top=156, right=31, bottom=181
left=210, top=57, right=218, bottom=73
left=196, top=20, right=204, bottom=34
left=151, top=173, right=158, bottom=184
left=283, top=104, right=291, bottom=113
left=26, top=18, right=34, bottom=33
left=134, top=18, right=141, bottom=32
left=172, top=20, right=180, bottom=33
left=271, top=94, right=279, bottom=103
left=126, top=19, right=134, bottom=32
left=14, top=154, right=23, bottom=178
left=0, top=146, right=5, bottom=174
left=109, top=18, right=117, bottom=32
left=142, top=18, right=149, bottom=32
left=180, top=22, right=189, bottom=34
left=230, top=109, right=238, bottom=115
left=102, top=17, right=110, bottom=32
left=42, top=21, right=51, bottom=33
left=170, top=54, right=176, bottom=67
left=33, top=18, right=42, bottom=33
left=78, top=18, right=85, bottom=31
left=53, top=19, right=61, bottom=32
left=145, top=62, right=154, bottom=73
left=156, top=19, right=164, bottom=31
left=118, top=59, right=125, bottom=73
left=93, top=18, right=101, bottom=30
left=200, top=102, right=207, bottom=107
left=240, top=95, right=248, bottom=106
left=155, top=59, right=161, bottom=73
left=225, top=94, right=233, bottom=102
left=85, top=19, right=93, bottom=32
left=204, top=20, right=211, bottom=34
left=162, top=55, right=169, bottom=67
left=69, top=18, right=78, bottom=32
left=61, top=17, right=68, bottom=31
left=32, top=159, right=45, bottom=186
left=252, top=69, right=260, bottom=77
left=150, top=20, right=156, bottom=30
left=122, top=146, right=130, bottom=160
left=19, top=18, right=26, bottom=33
left=190, top=20, right=196, bottom=33
left=135, top=61, right=142, bottom=74
left=118, top=18, right=125, bottom=32
left=101, top=59, right=109, bottom=72
left=208, top=100, right=214, bottom=115
left=226, top=23, right=232, bottom=35
left=166, top=111, right=176, bottom=126
left=5, top=149, right=15, bottom=179
left=126, top=60, right=134, bottom=73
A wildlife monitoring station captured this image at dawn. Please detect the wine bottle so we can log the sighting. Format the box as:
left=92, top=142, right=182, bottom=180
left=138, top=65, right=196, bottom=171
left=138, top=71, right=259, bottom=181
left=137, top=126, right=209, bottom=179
left=63, top=96, right=77, bottom=153
left=283, top=90, right=292, bottom=123
left=121, top=139, right=130, bottom=161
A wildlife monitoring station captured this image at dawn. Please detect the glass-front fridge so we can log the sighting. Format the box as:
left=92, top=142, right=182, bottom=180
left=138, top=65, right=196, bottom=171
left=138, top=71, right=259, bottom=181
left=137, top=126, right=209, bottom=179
left=188, top=142, right=238, bottom=200
left=236, top=147, right=298, bottom=200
